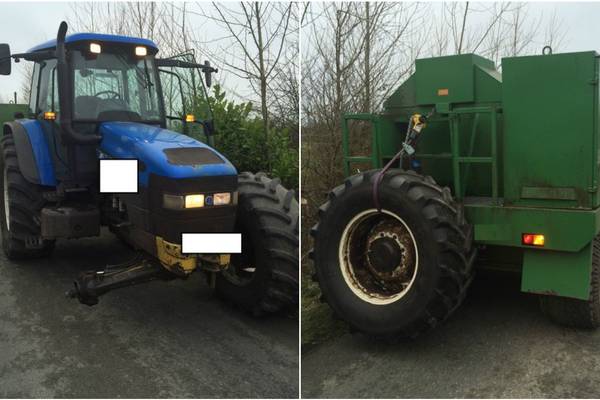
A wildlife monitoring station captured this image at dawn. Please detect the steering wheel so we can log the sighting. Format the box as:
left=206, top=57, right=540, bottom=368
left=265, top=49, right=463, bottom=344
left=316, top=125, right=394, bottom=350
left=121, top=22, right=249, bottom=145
left=95, top=90, right=121, bottom=100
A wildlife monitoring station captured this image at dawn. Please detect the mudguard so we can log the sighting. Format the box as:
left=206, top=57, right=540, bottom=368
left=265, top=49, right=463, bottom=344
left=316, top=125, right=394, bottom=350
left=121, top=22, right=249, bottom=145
left=2, top=120, right=56, bottom=186
left=99, top=122, right=237, bottom=186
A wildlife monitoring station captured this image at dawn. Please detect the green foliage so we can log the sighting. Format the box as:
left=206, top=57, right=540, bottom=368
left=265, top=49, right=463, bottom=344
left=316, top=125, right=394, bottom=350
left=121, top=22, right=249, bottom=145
left=190, top=84, right=298, bottom=191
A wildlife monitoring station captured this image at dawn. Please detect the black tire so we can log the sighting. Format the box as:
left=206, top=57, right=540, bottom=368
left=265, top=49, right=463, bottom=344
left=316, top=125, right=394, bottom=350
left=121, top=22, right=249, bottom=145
left=311, top=169, right=474, bottom=338
left=213, top=172, right=298, bottom=316
left=0, top=133, right=54, bottom=259
left=539, top=235, right=600, bottom=328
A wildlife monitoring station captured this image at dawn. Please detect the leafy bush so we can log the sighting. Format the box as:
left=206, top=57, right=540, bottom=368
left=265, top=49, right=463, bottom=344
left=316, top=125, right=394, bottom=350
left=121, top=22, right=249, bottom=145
left=189, top=85, right=298, bottom=191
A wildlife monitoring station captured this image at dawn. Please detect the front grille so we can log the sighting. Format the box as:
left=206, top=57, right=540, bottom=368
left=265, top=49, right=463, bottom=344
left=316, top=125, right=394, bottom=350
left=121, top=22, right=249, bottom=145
left=163, top=147, right=224, bottom=165
left=146, top=173, right=238, bottom=242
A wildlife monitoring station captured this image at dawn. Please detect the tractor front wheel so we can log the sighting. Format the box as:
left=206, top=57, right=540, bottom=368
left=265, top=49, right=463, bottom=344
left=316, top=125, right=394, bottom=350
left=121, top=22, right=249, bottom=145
left=213, top=172, right=298, bottom=316
left=311, top=169, right=474, bottom=338
left=539, top=236, right=600, bottom=328
left=0, top=133, right=54, bottom=259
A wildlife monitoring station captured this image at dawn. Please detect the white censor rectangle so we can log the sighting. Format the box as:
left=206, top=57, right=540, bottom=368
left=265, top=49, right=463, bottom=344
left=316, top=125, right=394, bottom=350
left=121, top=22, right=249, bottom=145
left=99, top=159, right=138, bottom=193
left=182, top=233, right=242, bottom=254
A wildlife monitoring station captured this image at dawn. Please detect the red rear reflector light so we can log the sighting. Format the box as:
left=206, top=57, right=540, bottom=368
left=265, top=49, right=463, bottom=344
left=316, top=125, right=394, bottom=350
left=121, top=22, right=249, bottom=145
left=522, top=233, right=545, bottom=247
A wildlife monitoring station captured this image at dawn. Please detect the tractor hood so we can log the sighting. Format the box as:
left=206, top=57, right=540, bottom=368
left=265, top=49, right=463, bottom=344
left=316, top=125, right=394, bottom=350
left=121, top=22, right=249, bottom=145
left=99, top=122, right=237, bottom=186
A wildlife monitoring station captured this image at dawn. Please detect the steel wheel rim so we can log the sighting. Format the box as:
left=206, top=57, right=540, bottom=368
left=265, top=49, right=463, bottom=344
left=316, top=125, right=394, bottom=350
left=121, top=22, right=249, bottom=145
left=338, top=208, right=419, bottom=305
left=3, top=166, right=9, bottom=231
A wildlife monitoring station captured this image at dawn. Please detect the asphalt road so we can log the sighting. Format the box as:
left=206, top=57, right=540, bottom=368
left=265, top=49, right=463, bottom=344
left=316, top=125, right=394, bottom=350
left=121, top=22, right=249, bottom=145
left=301, top=270, right=600, bottom=398
left=0, top=229, right=298, bottom=398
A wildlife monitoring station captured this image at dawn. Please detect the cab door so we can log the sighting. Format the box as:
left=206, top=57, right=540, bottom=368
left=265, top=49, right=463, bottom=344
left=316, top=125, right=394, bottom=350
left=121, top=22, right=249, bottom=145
left=158, top=53, right=212, bottom=144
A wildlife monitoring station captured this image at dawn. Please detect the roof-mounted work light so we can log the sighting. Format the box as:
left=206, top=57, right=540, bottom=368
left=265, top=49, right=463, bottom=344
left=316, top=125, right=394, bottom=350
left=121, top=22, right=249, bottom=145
left=135, top=46, right=147, bottom=57
left=89, top=43, right=101, bottom=54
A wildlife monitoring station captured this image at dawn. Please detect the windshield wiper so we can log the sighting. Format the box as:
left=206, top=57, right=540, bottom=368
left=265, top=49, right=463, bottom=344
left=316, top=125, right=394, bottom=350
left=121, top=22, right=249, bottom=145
left=116, top=53, right=152, bottom=90
left=142, top=59, right=153, bottom=88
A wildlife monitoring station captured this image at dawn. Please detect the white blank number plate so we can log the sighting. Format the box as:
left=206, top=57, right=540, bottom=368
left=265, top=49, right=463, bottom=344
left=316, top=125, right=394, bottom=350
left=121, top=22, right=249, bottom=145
left=182, top=233, right=242, bottom=254
left=100, top=159, right=138, bottom=193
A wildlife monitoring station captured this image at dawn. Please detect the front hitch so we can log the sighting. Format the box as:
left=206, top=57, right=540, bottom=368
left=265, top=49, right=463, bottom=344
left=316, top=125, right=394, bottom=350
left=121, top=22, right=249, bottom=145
left=66, top=258, right=168, bottom=306
left=65, top=237, right=228, bottom=306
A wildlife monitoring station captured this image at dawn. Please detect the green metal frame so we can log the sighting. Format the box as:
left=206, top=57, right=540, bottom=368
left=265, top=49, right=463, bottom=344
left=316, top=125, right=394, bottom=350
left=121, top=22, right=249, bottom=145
left=0, top=103, right=28, bottom=126
left=339, top=52, right=600, bottom=301
left=419, top=105, right=500, bottom=202
left=342, top=105, right=500, bottom=203
left=342, top=113, right=381, bottom=176
left=342, top=109, right=598, bottom=299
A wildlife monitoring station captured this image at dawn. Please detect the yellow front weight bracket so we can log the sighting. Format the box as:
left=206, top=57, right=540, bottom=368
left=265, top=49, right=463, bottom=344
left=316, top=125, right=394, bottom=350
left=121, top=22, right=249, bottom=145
left=155, top=237, right=197, bottom=276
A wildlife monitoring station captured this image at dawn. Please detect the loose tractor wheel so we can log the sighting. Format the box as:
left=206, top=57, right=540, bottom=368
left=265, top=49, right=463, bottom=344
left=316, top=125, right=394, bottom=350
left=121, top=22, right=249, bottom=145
left=312, top=170, right=474, bottom=337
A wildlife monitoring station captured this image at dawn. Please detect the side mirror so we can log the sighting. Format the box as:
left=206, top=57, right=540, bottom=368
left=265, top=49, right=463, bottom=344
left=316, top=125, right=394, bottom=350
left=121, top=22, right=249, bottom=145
left=203, top=60, right=212, bottom=88
left=0, top=44, right=11, bottom=75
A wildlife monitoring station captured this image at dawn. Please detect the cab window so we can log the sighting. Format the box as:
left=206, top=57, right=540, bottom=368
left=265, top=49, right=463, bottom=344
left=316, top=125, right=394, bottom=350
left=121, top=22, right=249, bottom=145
left=28, top=62, right=40, bottom=115
left=34, top=59, right=59, bottom=117
left=71, top=49, right=162, bottom=121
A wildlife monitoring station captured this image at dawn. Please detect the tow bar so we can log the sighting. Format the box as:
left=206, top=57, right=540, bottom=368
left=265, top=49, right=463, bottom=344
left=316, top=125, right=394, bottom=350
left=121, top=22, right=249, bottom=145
left=65, top=253, right=171, bottom=306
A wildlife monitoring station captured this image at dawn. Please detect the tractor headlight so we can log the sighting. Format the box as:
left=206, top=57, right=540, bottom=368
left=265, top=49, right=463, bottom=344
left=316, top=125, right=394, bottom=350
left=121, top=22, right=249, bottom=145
left=213, top=192, right=231, bottom=205
left=185, top=194, right=205, bottom=208
left=163, top=194, right=185, bottom=209
left=162, top=192, right=234, bottom=209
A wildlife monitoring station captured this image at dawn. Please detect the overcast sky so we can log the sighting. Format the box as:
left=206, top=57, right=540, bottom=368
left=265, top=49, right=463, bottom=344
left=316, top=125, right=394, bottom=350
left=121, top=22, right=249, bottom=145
left=1, top=2, right=600, bottom=103
left=0, top=1, right=286, bottom=104
left=0, top=2, right=71, bottom=102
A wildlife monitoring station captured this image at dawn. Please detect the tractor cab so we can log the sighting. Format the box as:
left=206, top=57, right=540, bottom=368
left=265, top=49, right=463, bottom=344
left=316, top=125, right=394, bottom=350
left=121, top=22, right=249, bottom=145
left=28, top=34, right=164, bottom=125
left=0, top=22, right=218, bottom=187
left=0, top=29, right=215, bottom=133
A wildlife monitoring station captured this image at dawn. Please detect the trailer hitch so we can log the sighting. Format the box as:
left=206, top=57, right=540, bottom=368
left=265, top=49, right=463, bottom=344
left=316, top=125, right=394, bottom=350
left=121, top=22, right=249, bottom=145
left=66, top=254, right=171, bottom=306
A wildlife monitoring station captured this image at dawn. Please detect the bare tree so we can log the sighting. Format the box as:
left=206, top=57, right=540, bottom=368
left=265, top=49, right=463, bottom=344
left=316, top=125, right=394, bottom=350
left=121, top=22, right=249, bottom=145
left=428, top=2, right=512, bottom=58
left=68, top=2, right=193, bottom=58
left=427, top=2, right=567, bottom=66
left=302, top=1, right=427, bottom=208
left=19, top=63, right=34, bottom=106
left=190, top=2, right=293, bottom=167
left=355, top=2, right=426, bottom=113
left=543, top=10, right=568, bottom=52
left=301, top=2, right=365, bottom=223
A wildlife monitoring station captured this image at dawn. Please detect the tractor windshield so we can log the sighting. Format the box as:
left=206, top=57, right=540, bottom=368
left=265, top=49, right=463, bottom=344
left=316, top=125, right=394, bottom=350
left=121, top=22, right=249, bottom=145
left=71, top=47, right=162, bottom=122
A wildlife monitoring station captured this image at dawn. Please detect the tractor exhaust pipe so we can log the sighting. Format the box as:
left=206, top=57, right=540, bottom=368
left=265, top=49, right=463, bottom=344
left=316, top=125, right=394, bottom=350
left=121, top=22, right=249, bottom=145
left=66, top=259, right=167, bottom=306
left=55, top=21, right=101, bottom=145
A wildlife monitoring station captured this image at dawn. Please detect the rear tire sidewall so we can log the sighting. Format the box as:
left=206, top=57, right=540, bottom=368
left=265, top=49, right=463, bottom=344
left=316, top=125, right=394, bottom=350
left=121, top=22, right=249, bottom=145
left=315, top=176, right=442, bottom=334
left=0, top=147, right=10, bottom=252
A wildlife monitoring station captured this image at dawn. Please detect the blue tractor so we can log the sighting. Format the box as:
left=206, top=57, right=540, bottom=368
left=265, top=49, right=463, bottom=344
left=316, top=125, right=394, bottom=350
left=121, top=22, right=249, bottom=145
left=0, top=22, right=298, bottom=314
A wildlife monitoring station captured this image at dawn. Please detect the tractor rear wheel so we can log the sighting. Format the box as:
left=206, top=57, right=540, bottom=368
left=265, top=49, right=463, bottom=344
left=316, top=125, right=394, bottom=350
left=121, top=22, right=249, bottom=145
left=0, top=133, right=54, bottom=259
left=213, top=172, right=298, bottom=316
left=311, top=169, right=474, bottom=338
left=539, top=236, right=600, bottom=328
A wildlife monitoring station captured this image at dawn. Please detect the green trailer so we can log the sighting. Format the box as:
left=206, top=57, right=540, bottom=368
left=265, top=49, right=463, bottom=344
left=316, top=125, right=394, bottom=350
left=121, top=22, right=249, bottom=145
left=0, top=102, right=28, bottom=125
left=311, top=50, right=600, bottom=337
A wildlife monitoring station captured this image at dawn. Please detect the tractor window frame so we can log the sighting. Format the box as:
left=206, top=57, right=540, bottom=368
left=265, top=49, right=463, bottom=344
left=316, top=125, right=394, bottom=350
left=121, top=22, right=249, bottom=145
left=159, top=68, right=186, bottom=120
left=36, top=59, right=58, bottom=117
left=28, top=62, right=41, bottom=116
left=157, top=54, right=214, bottom=141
